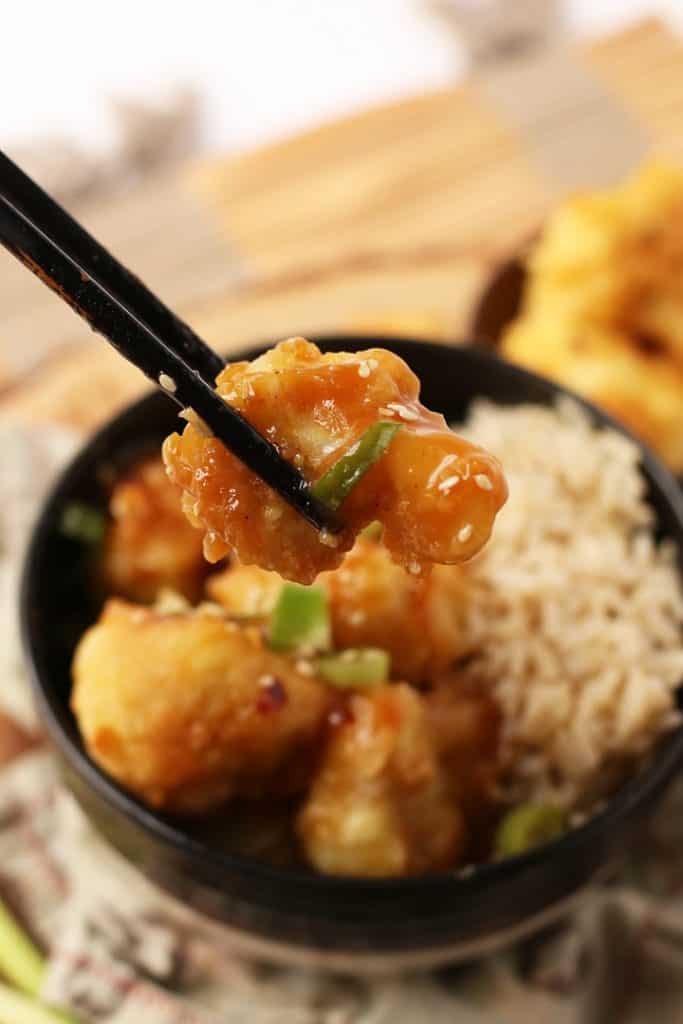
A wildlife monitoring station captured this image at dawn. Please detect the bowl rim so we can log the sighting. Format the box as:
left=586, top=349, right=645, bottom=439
left=21, top=334, right=683, bottom=897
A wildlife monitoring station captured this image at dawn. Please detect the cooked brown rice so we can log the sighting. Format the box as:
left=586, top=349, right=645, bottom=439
left=457, top=398, right=683, bottom=809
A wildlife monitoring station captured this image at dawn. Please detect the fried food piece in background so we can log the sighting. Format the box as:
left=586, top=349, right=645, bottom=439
left=504, top=318, right=683, bottom=469
left=72, top=599, right=331, bottom=813
left=163, top=337, right=507, bottom=584
left=501, top=162, right=683, bottom=471
left=208, top=536, right=467, bottom=683
left=297, top=684, right=467, bottom=877
left=102, top=456, right=207, bottom=602
left=425, top=677, right=501, bottom=855
left=207, top=562, right=284, bottom=621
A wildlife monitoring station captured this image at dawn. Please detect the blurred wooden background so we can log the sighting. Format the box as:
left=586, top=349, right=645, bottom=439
left=0, top=18, right=681, bottom=433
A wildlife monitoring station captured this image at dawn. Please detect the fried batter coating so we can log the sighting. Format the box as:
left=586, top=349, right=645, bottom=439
left=163, top=338, right=507, bottom=583
left=102, top=456, right=207, bottom=602
left=425, top=677, right=501, bottom=832
left=297, top=684, right=467, bottom=877
left=206, top=562, right=284, bottom=621
left=208, top=536, right=467, bottom=683
left=502, top=162, right=683, bottom=471
left=504, top=318, right=683, bottom=469
left=72, top=600, right=331, bottom=813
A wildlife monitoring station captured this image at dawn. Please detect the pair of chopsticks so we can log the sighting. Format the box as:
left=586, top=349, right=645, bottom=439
left=0, top=150, right=331, bottom=531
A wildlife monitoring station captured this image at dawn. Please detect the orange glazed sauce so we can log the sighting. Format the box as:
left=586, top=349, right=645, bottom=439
left=162, top=338, right=508, bottom=583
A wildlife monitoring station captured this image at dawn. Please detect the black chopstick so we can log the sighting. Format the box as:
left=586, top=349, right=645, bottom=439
left=0, top=150, right=332, bottom=531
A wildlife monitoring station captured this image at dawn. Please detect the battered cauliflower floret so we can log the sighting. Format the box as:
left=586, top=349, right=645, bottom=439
left=72, top=600, right=332, bottom=813
left=163, top=338, right=507, bottom=584
left=297, top=684, right=467, bottom=878
left=501, top=162, right=683, bottom=471
left=425, top=677, right=501, bottom=830
left=504, top=318, right=683, bottom=470
left=207, top=563, right=284, bottom=621
left=208, top=536, right=467, bottom=683
left=102, top=456, right=207, bottom=602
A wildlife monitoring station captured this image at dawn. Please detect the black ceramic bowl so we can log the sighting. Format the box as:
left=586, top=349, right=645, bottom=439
left=21, top=337, right=683, bottom=972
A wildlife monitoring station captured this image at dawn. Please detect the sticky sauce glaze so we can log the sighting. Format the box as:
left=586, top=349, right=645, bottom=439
left=162, top=338, right=508, bottom=583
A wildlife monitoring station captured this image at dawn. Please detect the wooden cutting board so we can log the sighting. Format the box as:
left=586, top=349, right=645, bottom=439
left=1, top=17, right=682, bottom=433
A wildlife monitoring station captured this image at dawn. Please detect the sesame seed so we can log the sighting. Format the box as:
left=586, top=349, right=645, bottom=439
left=438, top=474, right=460, bottom=494
left=179, top=407, right=211, bottom=437
left=158, top=372, right=177, bottom=393
left=348, top=610, right=366, bottom=626
left=296, top=660, right=315, bottom=676
left=408, top=561, right=422, bottom=575
left=293, top=453, right=304, bottom=468
left=474, top=473, right=493, bottom=491
left=458, top=523, right=473, bottom=543
left=368, top=358, right=379, bottom=370
left=320, top=529, right=339, bottom=548
left=258, top=674, right=276, bottom=687
left=358, top=362, right=371, bottom=378
left=427, top=454, right=458, bottom=490
left=385, top=402, right=419, bottom=422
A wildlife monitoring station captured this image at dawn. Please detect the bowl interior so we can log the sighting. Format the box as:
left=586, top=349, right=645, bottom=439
left=21, top=336, right=683, bottom=889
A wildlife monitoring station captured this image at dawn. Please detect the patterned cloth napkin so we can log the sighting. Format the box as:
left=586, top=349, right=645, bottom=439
left=3, top=424, right=683, bottom=1024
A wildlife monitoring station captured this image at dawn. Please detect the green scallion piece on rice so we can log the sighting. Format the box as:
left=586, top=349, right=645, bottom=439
left=495, top=804, right=567, bottom=858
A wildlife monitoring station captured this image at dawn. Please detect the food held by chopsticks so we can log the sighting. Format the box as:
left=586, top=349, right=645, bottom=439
left=162, top=337, right=508, bottom=583
left=502, top=162, right=683, bottom=471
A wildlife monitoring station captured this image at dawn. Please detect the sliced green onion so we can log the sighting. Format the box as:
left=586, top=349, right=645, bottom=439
left=59, top=502, right=106, bottom=545
left=0, top=980, right=78, bottom=1023
left=316, top=648, right=390, bottom=688
left=495, top=803, right=568, bottom=858
left=0, top=898, right=79, bottom=1022
left=0, top=897, right=45, bottom=996
left=360, top=520, right=383, bottom=541
left=310, top=421, right=402, bottom=513
left=269, top=584, right=331, bottom=653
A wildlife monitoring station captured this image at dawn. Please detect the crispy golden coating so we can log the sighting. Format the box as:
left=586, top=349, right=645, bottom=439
left=101, top=456, right=207, bottom=602
left=162, top=338, right=507, bottom=584
left=425, top=678, right=501, bottom=835
left=319, top=540, right=467, bottom=684
left=206, top=563, right=284, bottom=620
left=72, top=600, right=331, bottom=813
left=297, top=684, right=467, bottom=877
left=208, top=537, right=467, bottom=683
left=504, top=319, right=683, bottom=469
left=502, top=162, right=683, bottom=471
